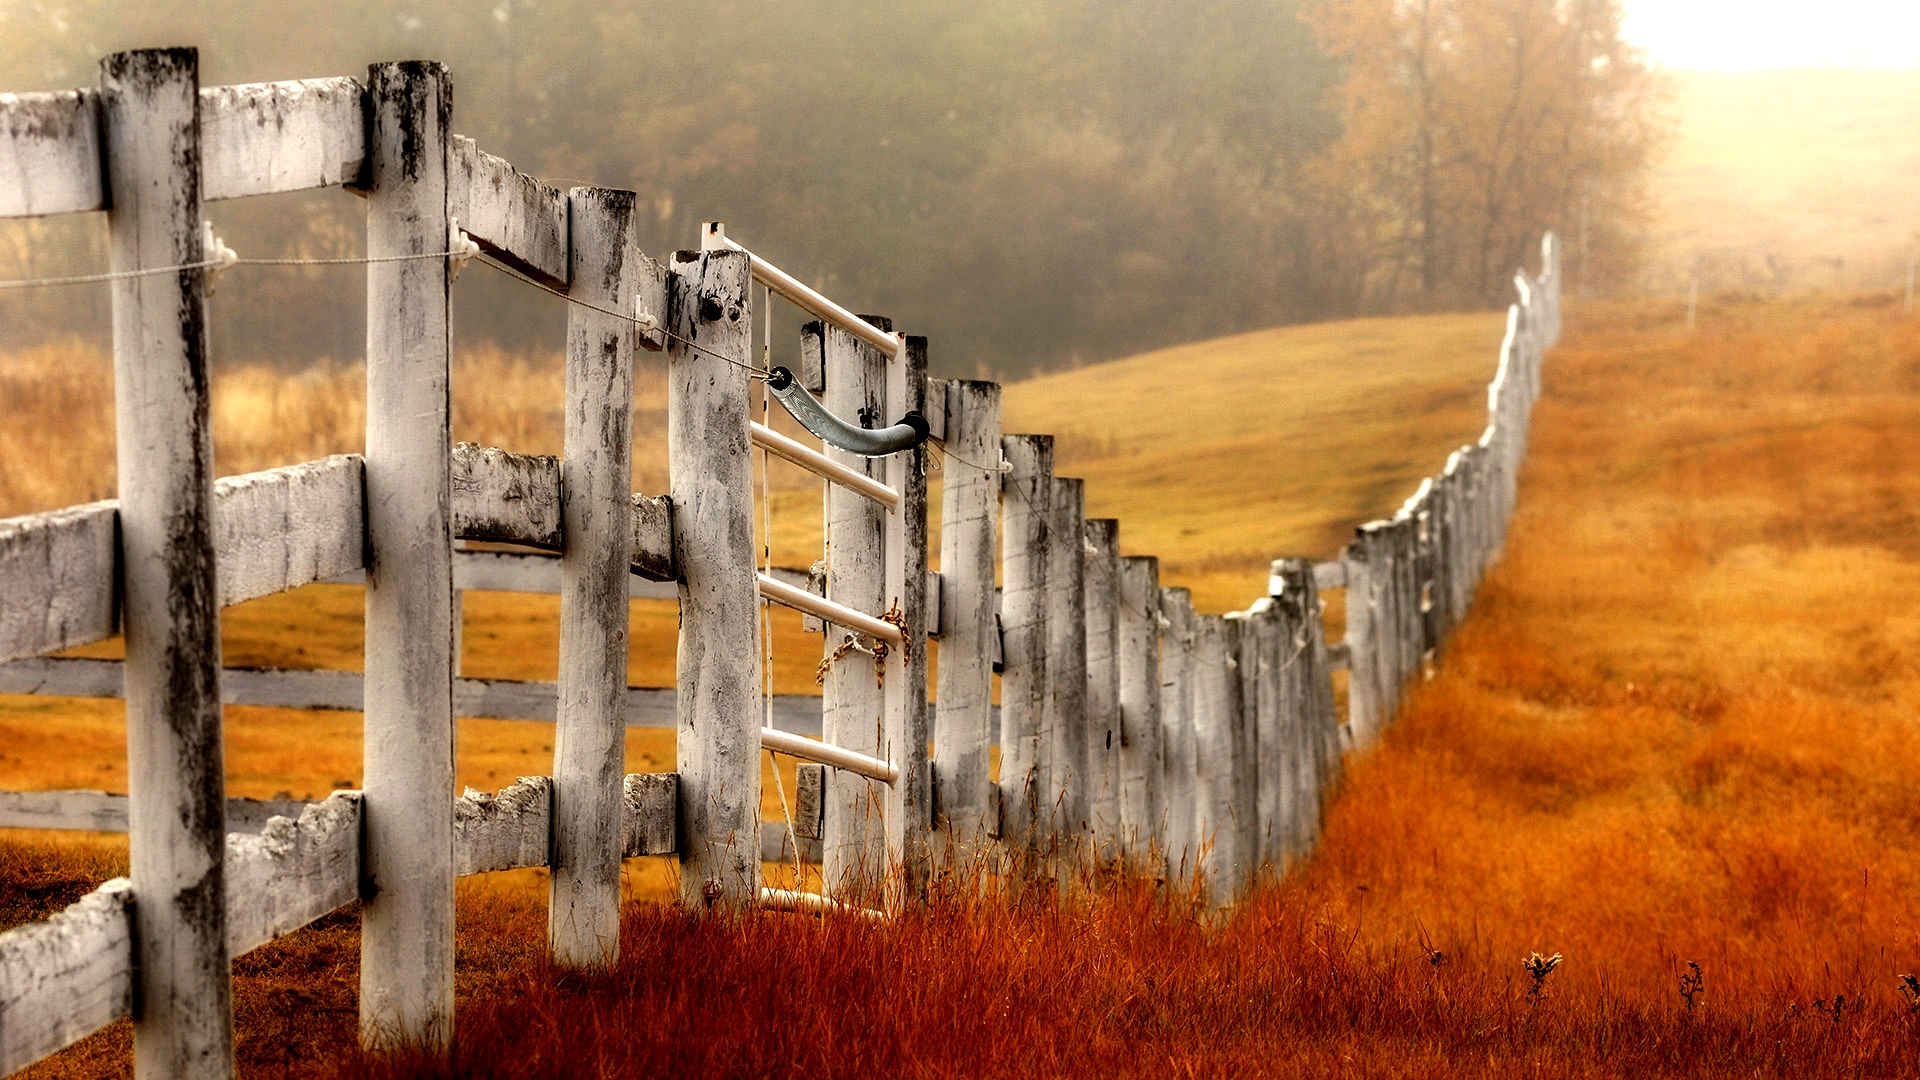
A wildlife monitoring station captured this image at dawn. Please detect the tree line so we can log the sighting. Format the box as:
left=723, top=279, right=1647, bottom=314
left=0, top=0, right=1659, bottom=377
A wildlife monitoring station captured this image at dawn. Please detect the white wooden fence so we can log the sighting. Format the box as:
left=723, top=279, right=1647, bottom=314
left=0, top=48, right=1561, bottom=1078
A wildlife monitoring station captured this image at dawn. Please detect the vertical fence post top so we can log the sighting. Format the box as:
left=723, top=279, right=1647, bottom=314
left=366, top=58, right=452, bottom=79
left=100, top=46, right=199, bottom=84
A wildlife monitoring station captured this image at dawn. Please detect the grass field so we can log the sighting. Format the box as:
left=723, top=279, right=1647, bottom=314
left=15, top=292, right=1920, bottom=1074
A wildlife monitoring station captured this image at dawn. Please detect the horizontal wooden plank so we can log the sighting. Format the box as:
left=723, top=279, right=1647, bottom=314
left=0, top=657, right=358, bottom=713
left=0, top=788, right=315, bottom=835
left=0, top=877, right=132, bottom=1074
left=448, top=457, right=676, bottom=579
left=630, top=493, right=675, bottom=582
left=0, top=656, right=830, bottom=732
left=1312, top=559, right=1348, bottom=591
left=215, top=455, right=364, bottom=607
left=450, top=136, right=569, bottom=287
left=0, top=789, right=127, bottom=832
left=0, top=89, right=103, bottom=218
left=0, top=501, right=118, bottom=664
left=0, top=655, right=1009, bottom=741
left=456, top=675, right=631, bottom=724
left=3, top=457, right=362, bottom=663
left=454, top=776, right=551, bottom=876
left=451, top=443, right=562, bottom=549
left=224, top=792, right=361, bottom=956
left=8, top=75, right=373, bottom=217
left=444, top=548, right=676, bottom=600
left=200, top=78, right=367, bottom=201
left=622, top=772, right=677, bottom=856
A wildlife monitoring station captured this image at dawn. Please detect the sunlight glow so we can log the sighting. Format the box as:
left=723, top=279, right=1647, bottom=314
left=1622, top=0, right=1920, bottom=70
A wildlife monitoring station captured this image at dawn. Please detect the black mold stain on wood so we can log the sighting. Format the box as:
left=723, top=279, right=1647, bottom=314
left=5, top=90, right=92, bottom=141
left=369, top=61, right=450, bottom=185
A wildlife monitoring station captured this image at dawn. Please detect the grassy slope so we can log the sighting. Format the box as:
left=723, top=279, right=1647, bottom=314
left=1004, top=312, right=1506, bottom=612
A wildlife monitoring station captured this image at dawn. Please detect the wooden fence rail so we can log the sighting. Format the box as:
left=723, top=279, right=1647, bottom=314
left=0, top=47, right=1560, bottom=1078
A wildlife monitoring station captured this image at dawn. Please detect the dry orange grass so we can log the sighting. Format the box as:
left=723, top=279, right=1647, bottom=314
left=1290, top=290, right=1920, bottom=1004
left=327, top=291, right=1920, bottom=1076
left=15, top=293, right=1920, bottom=1075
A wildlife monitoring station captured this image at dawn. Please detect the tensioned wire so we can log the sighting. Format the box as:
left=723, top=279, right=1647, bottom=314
left=0, top=246, right=778, bottom=381
left=1, top=232, right=1024, bottom=547
left=0, top=241, right=1026, bottom=486
left=0, top=247, right=464, bottom=288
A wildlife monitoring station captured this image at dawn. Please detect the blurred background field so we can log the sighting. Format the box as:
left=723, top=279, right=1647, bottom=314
left=1643, top=69, right=1920, bottom=298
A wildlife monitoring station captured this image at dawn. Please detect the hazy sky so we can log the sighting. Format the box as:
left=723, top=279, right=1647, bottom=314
left=1622, top=0, right=1920, bottom=70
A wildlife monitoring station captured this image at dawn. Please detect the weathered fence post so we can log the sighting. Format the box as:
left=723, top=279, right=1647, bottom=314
left=360, top=59, right=456, bottom=1051
left=1412, top=493, right=1438, bottom=659
left=818, top=315, right=890, bottom=900
left=883, top=334, right=932, bottom=903
left=1274, top=558, right=1339, bottom=859
left=999, top=435, right=1053, bottom=852
left=1307, top=578, right=1342, bottom=836
left=1047, top=478, right=1088, bottom=840
left=1117, top=556, right=1162, bottom=862
left=1193, top=614, right=1243, bottom=901
left=671, top=245, right=760, bottom=911
left=932, top=380, right=1001, bottom=848
left=1158, top=588, right=1197, bottom=880
left=1399, top=512, right=1424, bottom=678
left=1229, top=610, right=1262, bottom=885
left=1343, top=531, right=1380, bottom=750
left=1466, top=445, right=1491, bottom=588
left=1438, top=457, right=1467, bottom=635
left=1361, top=520, right=1405, bottom=725
left=1083, top=519, right=1122, bottom=855
left=1246, top=598, right=1289, bottom=872
left=101, top=46, right=234, bottom=1079
left=550, top=187, right=642, bottom=968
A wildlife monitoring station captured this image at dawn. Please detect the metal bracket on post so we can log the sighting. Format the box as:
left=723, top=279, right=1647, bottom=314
left=766, top=366, right=927, bottom=457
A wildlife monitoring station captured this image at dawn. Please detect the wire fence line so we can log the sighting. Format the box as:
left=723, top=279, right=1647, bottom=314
left=0, top=48, right=1561, bottom=1079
